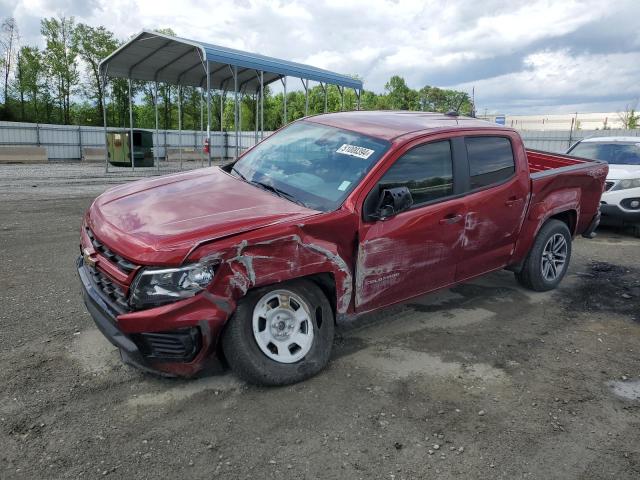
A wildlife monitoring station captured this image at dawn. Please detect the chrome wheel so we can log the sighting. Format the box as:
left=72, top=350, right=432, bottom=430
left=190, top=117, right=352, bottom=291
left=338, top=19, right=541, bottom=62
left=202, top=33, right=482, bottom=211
left=252, top=289, right=314, bottom=364
left=541, top=233, right=567, bottom=282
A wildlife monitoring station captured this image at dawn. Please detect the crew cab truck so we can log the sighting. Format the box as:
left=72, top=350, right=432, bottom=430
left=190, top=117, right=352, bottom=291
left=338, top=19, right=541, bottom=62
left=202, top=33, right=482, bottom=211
left=77, top=111, right=607, bottom=385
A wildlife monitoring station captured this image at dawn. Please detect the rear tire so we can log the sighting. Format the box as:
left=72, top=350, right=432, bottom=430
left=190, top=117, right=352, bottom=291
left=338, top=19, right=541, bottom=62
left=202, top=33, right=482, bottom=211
left=222, top=279, right=334, bottom=386
left=515, top=219, right=572, bottom=292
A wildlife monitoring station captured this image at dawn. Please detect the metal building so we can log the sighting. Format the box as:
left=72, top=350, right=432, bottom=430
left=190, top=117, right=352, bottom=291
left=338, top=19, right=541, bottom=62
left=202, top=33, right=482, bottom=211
left=99, top=30, right=364, bottom=172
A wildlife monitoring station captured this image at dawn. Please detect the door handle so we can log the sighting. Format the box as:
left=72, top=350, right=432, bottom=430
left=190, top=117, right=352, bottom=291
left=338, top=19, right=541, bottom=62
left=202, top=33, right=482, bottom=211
left=439, top=213, right=463, bottom=225
left=505, top=196, right=520, bottom=207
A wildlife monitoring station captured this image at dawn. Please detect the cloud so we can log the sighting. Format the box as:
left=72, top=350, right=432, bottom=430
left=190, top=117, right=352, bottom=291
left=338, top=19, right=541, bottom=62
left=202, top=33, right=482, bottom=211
left=2, top=0, right=639, bottom=113
left=452, top=49, right=640, bottom=113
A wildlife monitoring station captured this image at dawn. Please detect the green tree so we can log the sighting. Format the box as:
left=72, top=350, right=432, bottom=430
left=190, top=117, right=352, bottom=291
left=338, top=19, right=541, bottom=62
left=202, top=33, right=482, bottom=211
left=41, top=16, right=79, bottom=124
left=384, top=75, right=415, bottom=110
left=14, top=46, right=47, bottom=121
left=1, top=17, right=19, bottom=107
left=417, top=85, right=472, bottom=114
left=75, top=23, right=119, bottom=124
left=618, top=101, right=639, bottom=129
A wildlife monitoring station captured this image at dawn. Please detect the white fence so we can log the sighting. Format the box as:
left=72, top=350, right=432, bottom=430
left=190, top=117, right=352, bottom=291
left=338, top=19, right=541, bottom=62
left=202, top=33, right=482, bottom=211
left=2, top=120, right=639, bottom=162
left=520, top=128, right=640, bottom=153
left=0, top=121, right=272, bottom=161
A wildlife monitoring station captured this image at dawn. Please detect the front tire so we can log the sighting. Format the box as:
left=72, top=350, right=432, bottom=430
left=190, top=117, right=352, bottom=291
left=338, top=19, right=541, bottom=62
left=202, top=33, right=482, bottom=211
left=515, top=219, right=572, bottom=292
left=222, top=279, right=335, bottom=386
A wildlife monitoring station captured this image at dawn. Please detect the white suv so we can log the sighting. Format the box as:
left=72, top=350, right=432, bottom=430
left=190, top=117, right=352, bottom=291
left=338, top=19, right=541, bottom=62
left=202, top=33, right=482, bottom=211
left=567, top=136, right=640, bottom=237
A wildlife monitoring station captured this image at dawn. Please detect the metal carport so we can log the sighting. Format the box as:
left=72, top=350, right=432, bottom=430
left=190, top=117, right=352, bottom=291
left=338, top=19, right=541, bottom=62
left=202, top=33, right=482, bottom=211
left=99, top=30, right=364, bottom=171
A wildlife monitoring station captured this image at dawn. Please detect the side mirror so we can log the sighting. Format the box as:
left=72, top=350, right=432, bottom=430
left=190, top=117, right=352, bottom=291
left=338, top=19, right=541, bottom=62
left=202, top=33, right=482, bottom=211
left=372, top=186, right=413, bottom=220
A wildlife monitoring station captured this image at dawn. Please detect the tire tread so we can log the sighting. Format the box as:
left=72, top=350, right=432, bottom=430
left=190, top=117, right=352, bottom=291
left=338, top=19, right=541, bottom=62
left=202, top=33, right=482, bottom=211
left=222, top=279, right=334, bottom=386
left=515, top=219, right=572, bottom=292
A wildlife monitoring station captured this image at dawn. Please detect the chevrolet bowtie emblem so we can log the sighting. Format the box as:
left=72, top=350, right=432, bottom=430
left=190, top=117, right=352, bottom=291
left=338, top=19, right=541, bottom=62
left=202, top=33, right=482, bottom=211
left=83, top=248, right=97, bottom=268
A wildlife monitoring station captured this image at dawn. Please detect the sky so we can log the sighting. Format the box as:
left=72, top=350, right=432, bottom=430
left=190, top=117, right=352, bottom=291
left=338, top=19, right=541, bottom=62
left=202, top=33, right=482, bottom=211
left=2, top=0, right=639, bottom=114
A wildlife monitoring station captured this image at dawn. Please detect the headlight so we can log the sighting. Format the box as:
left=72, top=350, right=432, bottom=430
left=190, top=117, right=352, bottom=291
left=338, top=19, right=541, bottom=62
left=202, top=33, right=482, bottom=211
left=611, top=178, right=640, bottom=191
left=129, top=263, right=215, bottom=309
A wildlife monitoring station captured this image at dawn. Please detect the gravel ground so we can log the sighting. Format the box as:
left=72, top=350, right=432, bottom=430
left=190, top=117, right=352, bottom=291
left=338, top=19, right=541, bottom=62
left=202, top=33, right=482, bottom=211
left=1, top=163, right=639, bottom=479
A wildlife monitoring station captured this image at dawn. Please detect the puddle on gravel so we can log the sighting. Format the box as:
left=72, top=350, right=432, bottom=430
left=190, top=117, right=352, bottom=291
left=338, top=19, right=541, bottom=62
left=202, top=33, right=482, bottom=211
left=563, top=261, right=639, bottom=319
left=128, top=375, right=241, bottom=407
left=608, top=380, right=640, bottom=401
left=346, top=346, right=506, bottom=382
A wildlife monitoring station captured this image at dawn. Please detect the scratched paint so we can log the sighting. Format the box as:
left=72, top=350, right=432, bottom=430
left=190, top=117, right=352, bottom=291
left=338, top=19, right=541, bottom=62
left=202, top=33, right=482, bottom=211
left=355, top=236, right=450, bottom=308
left=214, top=231, right=353, bottom=314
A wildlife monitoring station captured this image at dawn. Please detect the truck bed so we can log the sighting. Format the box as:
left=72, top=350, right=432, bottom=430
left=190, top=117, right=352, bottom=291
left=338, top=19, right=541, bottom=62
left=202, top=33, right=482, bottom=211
left=526, top=149, right=589, bottom=176
left=520, top=148, right=608, bottom=245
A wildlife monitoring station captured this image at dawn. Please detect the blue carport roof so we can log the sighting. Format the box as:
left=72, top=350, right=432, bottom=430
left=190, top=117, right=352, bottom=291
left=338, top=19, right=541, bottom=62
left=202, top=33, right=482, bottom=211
left=99, top=30, right=363, bottom=92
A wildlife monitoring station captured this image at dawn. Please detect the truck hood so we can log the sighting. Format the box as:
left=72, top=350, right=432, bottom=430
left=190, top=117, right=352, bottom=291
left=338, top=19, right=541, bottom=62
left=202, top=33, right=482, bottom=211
left=88, top=167, right=320, bottom=265
left=607, top=164, right=640, bottom=180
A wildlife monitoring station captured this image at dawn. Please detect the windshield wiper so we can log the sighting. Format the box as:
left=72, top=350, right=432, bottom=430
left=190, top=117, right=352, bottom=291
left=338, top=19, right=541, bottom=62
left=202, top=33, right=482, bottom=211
left=232, top=167, right=307, bottom=208
left=251, top=180, right=307, bottom=208
left=231, top=166, right=247, bottom=182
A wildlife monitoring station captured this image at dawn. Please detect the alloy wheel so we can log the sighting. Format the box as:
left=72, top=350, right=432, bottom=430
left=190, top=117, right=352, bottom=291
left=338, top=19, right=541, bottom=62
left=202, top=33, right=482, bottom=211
left=541, top=233, right=568, bottom=282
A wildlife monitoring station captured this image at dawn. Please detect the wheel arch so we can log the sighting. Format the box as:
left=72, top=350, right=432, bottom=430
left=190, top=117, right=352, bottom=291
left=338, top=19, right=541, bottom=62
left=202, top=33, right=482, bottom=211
left=508, top=210, right=576, bottom=273
left=216, top=272, right=338, bottom=364
left=549, top=209, right=578, bottom=236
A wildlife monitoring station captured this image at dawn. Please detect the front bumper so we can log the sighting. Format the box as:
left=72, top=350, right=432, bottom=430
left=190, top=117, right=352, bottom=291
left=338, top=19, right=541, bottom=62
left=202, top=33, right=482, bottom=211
left=77, top=257, right=230, bottom=377
left=600, top=204, right=640, bottom=226
left=77, top=257, right=167, bottom=375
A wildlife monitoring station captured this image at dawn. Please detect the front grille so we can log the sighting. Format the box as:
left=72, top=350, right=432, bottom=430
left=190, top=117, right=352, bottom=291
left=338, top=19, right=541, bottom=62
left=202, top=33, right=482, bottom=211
left=132, top=328, right=201, bottom=361
left=605, top=181, right=615, bottom=191
left=86, top=228, right=137, bottom=274
left=87, top=266, right=131, bottom=314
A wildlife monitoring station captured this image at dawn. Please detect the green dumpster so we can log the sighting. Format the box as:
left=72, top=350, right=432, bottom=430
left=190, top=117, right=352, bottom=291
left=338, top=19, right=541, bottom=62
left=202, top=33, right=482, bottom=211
left=107, top=130, right=154, bottom=167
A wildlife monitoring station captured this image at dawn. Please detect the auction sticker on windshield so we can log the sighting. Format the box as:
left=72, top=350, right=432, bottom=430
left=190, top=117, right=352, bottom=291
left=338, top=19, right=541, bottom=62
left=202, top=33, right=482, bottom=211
left=336, top=144, right=375, bottom=159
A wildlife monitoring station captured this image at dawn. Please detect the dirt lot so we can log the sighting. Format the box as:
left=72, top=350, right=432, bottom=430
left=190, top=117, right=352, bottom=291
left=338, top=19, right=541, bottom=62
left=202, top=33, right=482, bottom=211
left=1, top=164, right=639, bottom=479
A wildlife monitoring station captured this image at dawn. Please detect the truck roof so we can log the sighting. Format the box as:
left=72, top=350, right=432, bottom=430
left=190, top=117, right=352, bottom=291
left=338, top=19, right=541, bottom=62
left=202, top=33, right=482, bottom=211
left=306, top=110, right=504, bottom=141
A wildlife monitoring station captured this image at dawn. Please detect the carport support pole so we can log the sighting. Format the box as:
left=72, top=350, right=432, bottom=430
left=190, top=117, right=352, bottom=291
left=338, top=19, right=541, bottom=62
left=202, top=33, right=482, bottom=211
left=128, top=78, right=134, bottom=172
left=154, top=81, right=159, bottom=171
left=220, top=90, right=225, bottom=162
left=260, top=71, right=264, bottom=140
left=302, top=78, right=309, bottom=116
left=102, top=75, right=108, bottom=173
left=206, top=60, right=212, bottom=167
left=283, top=76, right=287, bottom=124
left=234, top=66, right=239, bottom=159
left=323, top=83, right=328, bottom=113
left=239, top=89, right=243, bottom=157
left=200, top=88, right=204, bottom=167
left=178, top=85, right=183, bottom=170
left=254, top=92, right=259, bottom=144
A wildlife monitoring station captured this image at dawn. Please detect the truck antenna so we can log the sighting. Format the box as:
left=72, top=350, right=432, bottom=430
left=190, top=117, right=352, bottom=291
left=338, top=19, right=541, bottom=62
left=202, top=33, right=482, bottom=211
left=446, top=94, right=467, bottom=117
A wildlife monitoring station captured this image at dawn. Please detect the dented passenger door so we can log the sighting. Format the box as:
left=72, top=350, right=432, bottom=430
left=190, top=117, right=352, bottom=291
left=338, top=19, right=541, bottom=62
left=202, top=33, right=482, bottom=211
left=454, top=134, right=529, bottom=281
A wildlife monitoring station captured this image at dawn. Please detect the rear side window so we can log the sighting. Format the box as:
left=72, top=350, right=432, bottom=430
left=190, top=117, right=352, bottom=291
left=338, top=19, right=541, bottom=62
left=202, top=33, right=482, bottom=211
left=466, top=136, right=515, bottom=189
left=379, top=140, right=453, bottom=205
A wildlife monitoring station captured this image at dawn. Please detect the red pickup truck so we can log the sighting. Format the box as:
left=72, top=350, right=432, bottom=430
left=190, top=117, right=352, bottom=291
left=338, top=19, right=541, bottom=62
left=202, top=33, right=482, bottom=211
left=77, top=111, right=607, bottom=385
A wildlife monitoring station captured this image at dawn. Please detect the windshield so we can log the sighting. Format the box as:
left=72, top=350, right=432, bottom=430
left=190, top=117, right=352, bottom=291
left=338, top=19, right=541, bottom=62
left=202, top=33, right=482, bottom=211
left=569, top=142, right=640, bottom=165
left=231, top=121, right=390, bottom=211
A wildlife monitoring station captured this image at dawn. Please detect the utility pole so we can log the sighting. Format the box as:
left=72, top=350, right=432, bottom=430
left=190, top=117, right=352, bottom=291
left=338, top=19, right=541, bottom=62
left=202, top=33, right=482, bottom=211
left=471, top=86, right=476, bottom=117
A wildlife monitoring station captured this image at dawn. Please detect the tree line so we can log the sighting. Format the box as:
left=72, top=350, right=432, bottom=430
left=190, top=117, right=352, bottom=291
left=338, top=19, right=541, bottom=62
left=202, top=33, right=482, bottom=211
left=0, top=16, right=473, bottom=131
